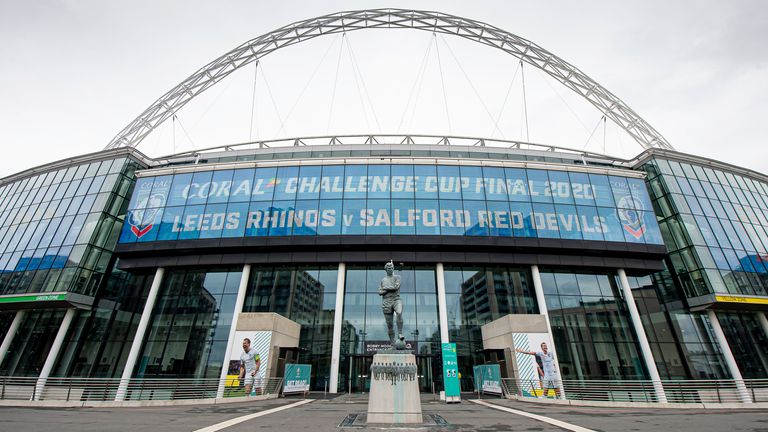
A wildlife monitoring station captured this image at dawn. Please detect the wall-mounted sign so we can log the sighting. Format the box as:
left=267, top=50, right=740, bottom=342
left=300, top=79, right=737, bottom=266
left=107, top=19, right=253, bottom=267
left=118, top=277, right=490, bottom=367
left=120, top=165, right=662, bottom=245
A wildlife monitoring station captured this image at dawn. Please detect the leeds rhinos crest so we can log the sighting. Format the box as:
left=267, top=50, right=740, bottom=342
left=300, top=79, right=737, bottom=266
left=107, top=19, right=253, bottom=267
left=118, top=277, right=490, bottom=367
left=617, top=195, right=646, bottom=239
left=128, top=192, right=166, bottom=238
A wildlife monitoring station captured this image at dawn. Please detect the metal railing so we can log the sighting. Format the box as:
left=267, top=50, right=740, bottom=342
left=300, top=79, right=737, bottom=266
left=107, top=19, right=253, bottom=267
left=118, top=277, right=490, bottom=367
left=0, top=376, right=283, bottom=402
left=500, top=378, right=768, bottom=404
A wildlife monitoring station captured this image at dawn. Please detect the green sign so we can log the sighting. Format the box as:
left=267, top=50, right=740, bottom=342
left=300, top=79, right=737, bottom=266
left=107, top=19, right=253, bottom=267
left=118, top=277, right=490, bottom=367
left=473, top=364, right=502, bottom=395
left=441, top=342, right=461, bottom=402
left=284, top=363, right=311, bottom=394
left=0, top=293, right=67, bottom=304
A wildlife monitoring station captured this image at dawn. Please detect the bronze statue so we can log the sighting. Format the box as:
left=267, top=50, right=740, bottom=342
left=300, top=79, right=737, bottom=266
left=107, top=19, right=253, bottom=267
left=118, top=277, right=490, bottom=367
left=379, top=260, right=405, bottom=349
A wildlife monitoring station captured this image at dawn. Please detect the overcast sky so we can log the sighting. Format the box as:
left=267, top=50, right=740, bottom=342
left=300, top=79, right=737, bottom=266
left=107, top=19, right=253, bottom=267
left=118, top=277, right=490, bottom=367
left=1, top=1, right=766, bottom=178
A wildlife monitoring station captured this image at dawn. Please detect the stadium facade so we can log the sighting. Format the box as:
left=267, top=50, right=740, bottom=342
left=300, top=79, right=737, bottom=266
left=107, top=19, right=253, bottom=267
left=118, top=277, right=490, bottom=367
left=0, top=9, right=766, bottom=399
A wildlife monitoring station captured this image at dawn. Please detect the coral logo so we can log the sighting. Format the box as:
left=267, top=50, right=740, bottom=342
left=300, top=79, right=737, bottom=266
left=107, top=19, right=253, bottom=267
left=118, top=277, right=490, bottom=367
left=617, top=195, right=645, bottom=239
left=128, top=192, right=166, bottom=238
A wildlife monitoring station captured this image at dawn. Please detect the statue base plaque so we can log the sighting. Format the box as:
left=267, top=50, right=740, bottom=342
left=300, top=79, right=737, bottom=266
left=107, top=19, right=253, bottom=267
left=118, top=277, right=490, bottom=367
left=367, top=352, right=423, bottom=424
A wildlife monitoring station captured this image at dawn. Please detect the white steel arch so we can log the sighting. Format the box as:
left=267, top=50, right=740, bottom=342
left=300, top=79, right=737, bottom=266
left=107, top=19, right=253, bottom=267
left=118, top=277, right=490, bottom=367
left=105, top=8, right=674, bottom=151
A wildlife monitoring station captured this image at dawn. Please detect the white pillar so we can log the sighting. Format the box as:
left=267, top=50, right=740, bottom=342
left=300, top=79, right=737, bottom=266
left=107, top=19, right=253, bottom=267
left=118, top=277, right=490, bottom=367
left=33, top=308, right=76, bottom=400
left=329, top=262, right=346, bottom=394
left=216, top=264, right=251, bottom=398
left=758, top=313, right=768, bottom=341
left=115, top=267, right=165, bottom=401
left=707, top=309, right=752, bottom=403
left=616, top=269, right=667, bottom=403
left=436, top=263, right=449, bottom=344
left=530, top=265, right=566, bottom=398
left=0, top=310, right=25, bottom=365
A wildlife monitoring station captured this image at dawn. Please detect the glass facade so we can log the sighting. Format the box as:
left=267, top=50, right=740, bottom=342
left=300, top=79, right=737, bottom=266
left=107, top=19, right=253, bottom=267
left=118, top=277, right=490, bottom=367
left=716, top=311, right=768, bottom=379
left=119, top=164, right=663, bottom=246
left=133, top=268, right=242, bottom=379
left=0, top=157, right=141, bottom=297
left=643, top=157, right=768, bottom=297
left=340, top=266, right=440, bottom=392
left=52, top=268, right=156, bottom=378
left=626, top=272, right=728, bottom=379
left=0, top=309, right=66, bottom=376
left=443, top=266, right=536, bottom=389
left=1, top=147, right=767, bottom=391
left=242, top=266, right=338, bottom=391
left=539, top=270, right=646, bottom=380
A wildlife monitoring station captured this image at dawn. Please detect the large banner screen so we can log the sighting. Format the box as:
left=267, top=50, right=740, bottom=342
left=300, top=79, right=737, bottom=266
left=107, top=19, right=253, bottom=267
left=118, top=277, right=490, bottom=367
left=120, top=164, right=663, bottom=245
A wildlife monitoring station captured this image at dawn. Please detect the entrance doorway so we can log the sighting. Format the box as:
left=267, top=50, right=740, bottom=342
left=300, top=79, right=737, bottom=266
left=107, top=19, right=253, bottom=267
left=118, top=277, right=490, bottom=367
left=345, top=354, right=434, bottom=393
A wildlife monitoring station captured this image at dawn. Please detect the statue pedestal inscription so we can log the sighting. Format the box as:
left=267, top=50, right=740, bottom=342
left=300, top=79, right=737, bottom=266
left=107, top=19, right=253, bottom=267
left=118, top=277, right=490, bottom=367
left=367, top=352, right=423, bottom=424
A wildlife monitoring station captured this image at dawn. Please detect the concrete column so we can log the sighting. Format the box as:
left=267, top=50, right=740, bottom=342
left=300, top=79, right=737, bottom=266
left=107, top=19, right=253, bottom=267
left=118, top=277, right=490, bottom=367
left=33, top=308, right=76, bottom=400
left=530, top=265, right=566, bottom=398
left=0, top=310, right=25, bottom=365
left=329, top=262, right=346, bottom=393
left=216, top=264, right=251, bottom=398
left=115, top=267, right=165, bottom=401
left=616, top=269, right=668, bottom=403
left=436, top=263, right=449, bottom=343
left=707, top=309, right=752, bottom=403
left=758, top=313, right=768, bottom=341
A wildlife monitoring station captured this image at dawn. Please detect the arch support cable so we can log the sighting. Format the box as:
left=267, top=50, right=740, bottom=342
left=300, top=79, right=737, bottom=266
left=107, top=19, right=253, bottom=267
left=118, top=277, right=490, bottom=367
left=105, top=8, right=673, bottom=151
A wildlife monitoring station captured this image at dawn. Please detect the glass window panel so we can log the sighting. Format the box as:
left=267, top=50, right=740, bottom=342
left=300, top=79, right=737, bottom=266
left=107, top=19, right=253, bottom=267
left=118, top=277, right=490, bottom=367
left=486, top=201, right=512, bottom=237
left=589, top=174, right=615, bottom=207
left=196, top=203, right=227, bottom=239
left=205, top=170, right=234, bottom=204
left=317, top=200, right=342, bottom=235
left=569, top=172, right=597, bottom=206
left=273, top=166, right=300, bottom=201
left=185, top=171, right=213, bottom=206
left=554, top=204, right=583, bottom=240
left=126, top=177, right=154, bottom=210
left=229, top=169, right=255, bottom=203
left=343, top=165, right=367, bottom=199
left=62, top=214, right=87, bottom=246
left=505, top=168, right=530, bottom=202
left=532, top=203, right=559, bottom=238
left=391, top=165, right=415, bottom=199
left=268, top=200, right=294, bottom=236
left=463, top=200, right=489, bottom=236
left=166, top=173, right=193, bottom=207
left=598, top=207, right=625, bottom=242
left=415, top=199, right=440, bottom=235
left=365, top=199, right=391, bottom=235
left=460, top=166, right=484, bottom=201
left=482, top=167, right=507, bottom=201
left=390, top=199, right=416, bottom=235
left=436, top=165, right=462, bottom=200
left=177, top=205, right=205, bottom=240
left=341, top=199, right=365, bottom=235
left=156, top=206, right=183, bottom=241
left=292, top=200, right=319, bottom=236
left=251, top=167, right=277, bottom=202
left=438, top=199, right=465, bottom=236
left=364, top=165, right=388, bottom=200
left=576, top=205, right=605, bottom=241
left=548, top=170, right=574, bottom=205
left=509, top=201, right=537, bottom=237
left=526, top=169, right=552, bottom=203
left=414, top=165, right=438, bottom=200
left=641, top=212, right=664, bottom=244
left=296, top=165, right=322, bottom=201
left=319, top=165, right=344, bottom=200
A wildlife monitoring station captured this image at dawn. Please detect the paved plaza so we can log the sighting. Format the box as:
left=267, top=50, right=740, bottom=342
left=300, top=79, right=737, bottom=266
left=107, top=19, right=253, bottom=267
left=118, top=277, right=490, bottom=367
left=1, top=395, right=767, bottom=431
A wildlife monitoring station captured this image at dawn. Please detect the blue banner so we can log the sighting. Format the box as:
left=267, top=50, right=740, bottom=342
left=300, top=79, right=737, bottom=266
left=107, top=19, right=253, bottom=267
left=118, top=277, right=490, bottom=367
left=119, top=164, right=663, bottom=245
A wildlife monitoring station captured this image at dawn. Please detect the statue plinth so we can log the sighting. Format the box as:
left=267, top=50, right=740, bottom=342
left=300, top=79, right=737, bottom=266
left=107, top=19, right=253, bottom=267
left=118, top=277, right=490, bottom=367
left=366, top=352, right=423, bottom=424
